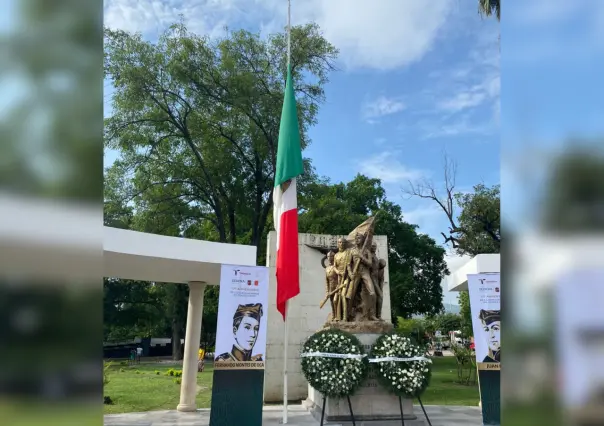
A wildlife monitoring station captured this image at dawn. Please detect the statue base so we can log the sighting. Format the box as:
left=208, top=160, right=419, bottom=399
left=322, top=320, right=394, bottom=334
left=305, top=333, right=425, bottom=425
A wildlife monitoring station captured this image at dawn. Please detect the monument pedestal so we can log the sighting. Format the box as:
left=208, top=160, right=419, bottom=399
left=305, top=333, right=425, bottom=425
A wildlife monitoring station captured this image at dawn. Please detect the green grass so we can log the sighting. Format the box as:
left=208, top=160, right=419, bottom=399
left=103, top=357, right=479, bottom=414
left=0, top=401, right=101, bottom=426
left=103, top=363, right=213, bottom=414
left=420, top=356, right=480, bottom=406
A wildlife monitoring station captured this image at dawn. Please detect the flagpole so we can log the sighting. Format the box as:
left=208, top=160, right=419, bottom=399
left=283, top=300, right=289, bottom=423
left=282, top=1, right=292, bottom=424
left=287, top=0, right=291, bottom=67
left=283, top=2, right=291, bottom=421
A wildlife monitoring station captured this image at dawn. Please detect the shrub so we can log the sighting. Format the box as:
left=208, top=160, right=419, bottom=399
left=168, top=369, right=175, bottom=376
left=396, top=317, right=430, bottom=348
left=155, top=370, right=161, bottom=375
left=104, top=396, right=113, bottom=405
left=174, top=378, right=182, bottom=384
left=103, top=361, right=113, bottom=386
left=451, top=345, right=476, bottom=385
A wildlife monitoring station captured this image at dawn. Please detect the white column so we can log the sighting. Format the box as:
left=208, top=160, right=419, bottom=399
left=177, top=281, right=207, bottom=412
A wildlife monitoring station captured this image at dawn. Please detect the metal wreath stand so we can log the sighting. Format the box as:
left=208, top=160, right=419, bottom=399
left=377, top=354, right=434, bottom=426
left=318, top=394, right=432, bottom=426
left=399, top=394, right=433, bottom=426
left=304, top=350, right=434, bottom=426
left=319, top=394, right=357, bottom=426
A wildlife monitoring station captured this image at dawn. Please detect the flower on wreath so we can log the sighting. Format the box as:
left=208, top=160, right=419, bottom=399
left=369, top=331, right=432, bottom=398
left=300, top=329, right=369, bottom=398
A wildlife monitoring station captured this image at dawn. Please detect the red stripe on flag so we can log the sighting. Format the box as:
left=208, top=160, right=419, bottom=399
left=275, top=208, right=299, bottom=320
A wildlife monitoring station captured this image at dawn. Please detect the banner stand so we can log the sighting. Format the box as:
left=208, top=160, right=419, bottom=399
left=209, top=265, right=270, bottom=426
left=467, top=273, right=501, bottom=426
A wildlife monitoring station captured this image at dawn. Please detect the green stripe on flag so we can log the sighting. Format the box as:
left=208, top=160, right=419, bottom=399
left=274, top=64, right=304, bottom=188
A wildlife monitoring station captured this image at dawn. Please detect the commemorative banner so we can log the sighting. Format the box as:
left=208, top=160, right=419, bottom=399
left=209, top=264, right=269, bottom=426
left=467, top=273, right=500, bottom=426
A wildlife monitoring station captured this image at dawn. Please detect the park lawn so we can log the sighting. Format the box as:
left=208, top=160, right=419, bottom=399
left=104, top=356, right=479, bottom=414
left=420, top=356, right=480, bottom=406
left=103, top=362, right=213, bottom=414
left=0, top=401, right=101, bottom=426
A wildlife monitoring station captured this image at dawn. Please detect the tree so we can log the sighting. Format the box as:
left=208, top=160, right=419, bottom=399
left=103, top=278, right=163, bottom=341
left=458, top=291, right=473, bottom=338
left=299, top=174, right=449, bottom=319
left=478, top=0, right=500, bottom=21
left=403, top=155, right=500, bottom=257
left=103, top=22, right=338, bottom=261
left=455, top=183, right=500, bottom=255
left=433, top=313, right=463, bottom=335
left=396, top=317, right=430, bottom=346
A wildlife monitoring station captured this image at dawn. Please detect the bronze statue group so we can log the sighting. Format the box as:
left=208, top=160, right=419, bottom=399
left=323, top=228, right=386, bottom=323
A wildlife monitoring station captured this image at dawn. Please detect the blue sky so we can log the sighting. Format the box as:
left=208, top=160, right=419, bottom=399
left=104, top=2, right=498, bottom=234
left=103, top=0, right=500, bottom=304
left=102, top=0, right=604, bottom=304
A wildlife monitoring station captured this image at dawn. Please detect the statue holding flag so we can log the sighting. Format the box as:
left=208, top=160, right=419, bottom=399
left=346, top=218, right=380, bottom=321
left=319, top=216, right=389, bottom=329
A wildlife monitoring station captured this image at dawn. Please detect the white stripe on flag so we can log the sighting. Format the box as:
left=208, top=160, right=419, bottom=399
left=273, top=178, right=297, bottom=251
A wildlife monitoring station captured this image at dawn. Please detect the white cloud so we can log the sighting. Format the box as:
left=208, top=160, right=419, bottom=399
left=103, top=0, right=233, bottom=37
left=437, top=90, right=487, bottom=112
left=362, top=96, right=405, bottom=122
left=104, top=0, right=454, bottom=71
left=421, top=118, right=493, bottom=139
left=424, top=31, right=499, bottom=119
left=357, top=152, right=426, bottom=184
left=402, top=204, right=442, bottom=227
left=437, top=72, right=499, bottom=113
left=417, top=38, right=499, bottom=139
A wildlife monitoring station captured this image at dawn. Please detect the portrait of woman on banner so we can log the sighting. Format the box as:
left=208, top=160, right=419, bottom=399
left=478, top=309, right=500, bottom=363
left=215, top=303, right=264, bottom=362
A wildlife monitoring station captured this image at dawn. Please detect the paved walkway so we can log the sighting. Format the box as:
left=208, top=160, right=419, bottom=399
left=104, top=404, right=482, bottom=426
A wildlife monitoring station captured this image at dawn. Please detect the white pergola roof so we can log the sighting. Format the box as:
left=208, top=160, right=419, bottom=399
left=104, top=227, right=257, bottom=284
left=445, top=253, right=500, bottom=292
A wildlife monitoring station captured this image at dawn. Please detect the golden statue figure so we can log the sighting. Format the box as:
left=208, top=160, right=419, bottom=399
left=319, top=238, right=352, bottom=321
left=333, top=237, right=353, bottom=320
left=348, top=232, right=378, bottom=321
left=324, top=251, right=340, bottom=320
left=371, top=242, right=387, bottom=319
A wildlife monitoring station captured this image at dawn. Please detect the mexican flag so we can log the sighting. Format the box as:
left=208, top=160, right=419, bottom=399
left=273, top=64, right=304, bottom=320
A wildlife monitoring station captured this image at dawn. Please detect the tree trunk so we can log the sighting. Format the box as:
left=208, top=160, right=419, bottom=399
left=171, top=318, right=182, bottom=361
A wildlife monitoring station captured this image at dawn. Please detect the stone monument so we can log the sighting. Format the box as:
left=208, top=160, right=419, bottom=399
left=305, top=217, right=422, bottom=424
left=264, top=230, right=390, bottom=402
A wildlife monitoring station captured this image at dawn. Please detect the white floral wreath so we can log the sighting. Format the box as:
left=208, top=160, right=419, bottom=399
left=300, top=329, right=369, bottom=398
left=369, top=331, right=432, bottom=398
